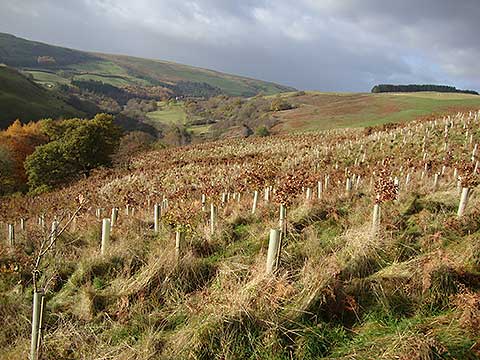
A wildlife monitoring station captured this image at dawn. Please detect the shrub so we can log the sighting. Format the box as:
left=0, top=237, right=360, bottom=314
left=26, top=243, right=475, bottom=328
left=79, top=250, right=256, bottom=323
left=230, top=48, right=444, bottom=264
left=255, top=126, right=270, bottom=137
left=270, top=97, right=293, bottom=112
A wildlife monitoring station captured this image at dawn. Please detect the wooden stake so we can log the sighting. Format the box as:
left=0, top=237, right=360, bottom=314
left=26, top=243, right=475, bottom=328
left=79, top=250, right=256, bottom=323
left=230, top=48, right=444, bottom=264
left=372, top=203, right=381, bottom=237
left=154, top=204, right=161, bottom=234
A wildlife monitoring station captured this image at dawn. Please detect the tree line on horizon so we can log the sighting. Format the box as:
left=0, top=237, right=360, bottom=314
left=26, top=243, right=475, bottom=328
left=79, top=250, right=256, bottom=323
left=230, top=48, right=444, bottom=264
left=371, top=84, right=478, bottom=95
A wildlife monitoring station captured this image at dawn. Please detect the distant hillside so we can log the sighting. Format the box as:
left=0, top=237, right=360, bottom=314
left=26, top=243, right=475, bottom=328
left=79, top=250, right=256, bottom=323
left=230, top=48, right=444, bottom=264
left=0, top=32, right=295, bottom=97
left=146, top=91, right=480, bottom=138
left=0, top=32, right=96, bottom=67
left=268, top=91, right=480, bottom=132
left=371, top=84, right=478, bottom=95
left=0, top=65, right=83, bottom=128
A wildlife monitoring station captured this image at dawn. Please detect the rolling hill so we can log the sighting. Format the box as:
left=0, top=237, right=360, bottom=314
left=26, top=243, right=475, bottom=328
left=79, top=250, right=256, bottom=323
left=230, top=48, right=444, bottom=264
left=0, top=65, right=83, bottom=128
left=269, top=91, right=480, bottom=132
left=0, top=32, right=295, bottom=97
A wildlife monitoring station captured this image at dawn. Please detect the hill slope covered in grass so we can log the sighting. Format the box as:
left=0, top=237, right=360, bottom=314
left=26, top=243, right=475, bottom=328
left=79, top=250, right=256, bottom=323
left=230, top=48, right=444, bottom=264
left=0, top=65, right=83, bottom=128
left=269, top=91, right=480, bottom=132
left=0, top=32, right=295, bottom=97
left=1, top=110, right=480, bottom=359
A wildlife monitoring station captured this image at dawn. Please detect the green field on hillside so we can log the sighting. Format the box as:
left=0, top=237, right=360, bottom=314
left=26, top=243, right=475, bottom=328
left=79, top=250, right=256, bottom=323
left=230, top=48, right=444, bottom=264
left=146, top=101, right=188, bottom=128
left=273, top=91, right=480, bottom=132
left=23, top=70, right=70, bottom=88
left=145, top=101, right=213, bottom=137
left=145, top=101, right=208, bottom=135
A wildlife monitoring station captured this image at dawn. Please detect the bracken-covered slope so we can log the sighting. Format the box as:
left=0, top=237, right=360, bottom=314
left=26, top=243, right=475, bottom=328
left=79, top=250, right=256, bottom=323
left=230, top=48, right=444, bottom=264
left=0, top=65, right=82, bottom=128
left=1, top=110, right=480, bottom=359
left=0, top=32, right=295, bottom=97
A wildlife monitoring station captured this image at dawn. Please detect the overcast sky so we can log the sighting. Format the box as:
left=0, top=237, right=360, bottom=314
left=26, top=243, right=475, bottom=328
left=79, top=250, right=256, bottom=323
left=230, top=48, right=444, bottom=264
left=1, top=0, right=479, bottom=92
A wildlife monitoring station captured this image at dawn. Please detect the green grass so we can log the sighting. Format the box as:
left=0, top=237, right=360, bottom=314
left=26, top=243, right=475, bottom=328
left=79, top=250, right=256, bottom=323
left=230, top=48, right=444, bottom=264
left=189, top=124, right=212, bottom=135
left=145, top=101, right=188, bottom=129
left=274, top=91, right=480, bottom=132
left=68, top=60, right=152, bottom=87
left=22, top=70, right=70, bottom=88
left=145, top=101, right=208, bottom=134
left=72, top=74, right=132, bottom=87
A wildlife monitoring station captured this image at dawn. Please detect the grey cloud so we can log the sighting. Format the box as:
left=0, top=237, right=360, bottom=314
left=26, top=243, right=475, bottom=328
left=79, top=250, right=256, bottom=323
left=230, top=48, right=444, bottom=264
left=0, top=0, right=478, bottom=91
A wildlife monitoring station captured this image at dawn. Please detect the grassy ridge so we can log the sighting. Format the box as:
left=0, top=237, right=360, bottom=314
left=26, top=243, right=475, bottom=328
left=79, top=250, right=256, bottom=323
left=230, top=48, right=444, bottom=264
left=0, top=32, right=96, bottom=67
left=0, top=66, right=82, bottom=128
left=273, top=91, right=480, bottom=132
left=96, top=53, right=294, bottom=96
left=0, top=32, right=295, bottom=97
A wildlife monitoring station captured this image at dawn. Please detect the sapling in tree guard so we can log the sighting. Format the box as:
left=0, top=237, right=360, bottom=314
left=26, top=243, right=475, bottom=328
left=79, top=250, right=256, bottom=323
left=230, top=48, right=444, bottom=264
left=111, top=207, right=118, bottom=228
left=433, top=173, right=440, bottom=191
left=457, top=162, right=478, bottom=217
left=210, top=203, right=217, bottom=235
left=175, top=230, right=185, bottom=258
left=279, top=204, right=287, bottom=235
left=264, top=187, right=270, bottom=202
left=50, top=219, right=59, bottom=248
left=252, top=190, right=259, bottom=214
left=30, top=195, right=86, bottom=360
left=7, top=223, right=14, bottom=246
left=162, top=199, right=198, bottom=254
left=101, top=218, right=111, bottom=255
left=345, top=177, right=352, bottom=195
left=317, top=180, right=323, bottom=200
left=266, top=229, right=281, bottom=274
left=372, top=166, right=398, bottom=237
left=30, top=289, right=44, bottom=360
left=271, top=169, right=305, bottom=268
left=306, top=187, right=312, bottom=201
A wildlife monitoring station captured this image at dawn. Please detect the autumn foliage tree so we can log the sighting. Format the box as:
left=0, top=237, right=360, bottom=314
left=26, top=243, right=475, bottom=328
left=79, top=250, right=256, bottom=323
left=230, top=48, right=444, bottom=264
left=0, top=120, right=47, bottom=193
left=25, top=114, right=122, bottom=190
